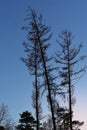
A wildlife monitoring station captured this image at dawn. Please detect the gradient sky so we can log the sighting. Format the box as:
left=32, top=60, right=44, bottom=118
left=0, top=0, right=87, bottom=129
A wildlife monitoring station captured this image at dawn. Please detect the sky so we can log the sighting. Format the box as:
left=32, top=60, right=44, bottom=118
left=0, top=0, right=87, bottom=129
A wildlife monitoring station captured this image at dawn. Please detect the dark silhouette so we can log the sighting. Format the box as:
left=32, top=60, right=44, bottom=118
left=21, top=9, right=42, bottom=130
left=28, top=10, right=56, bottom=130
left=21, top=8, right=85, bottom=130
left=0, top=126, right=4, bottom=130
left=21, top=9, right=56, bottom=130
left=55, top=30, right=86, bottom=130
left=16, top=111, right=36, bottom=130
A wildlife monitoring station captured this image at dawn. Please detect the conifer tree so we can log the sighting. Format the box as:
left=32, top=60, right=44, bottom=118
left=24, top=9, right=57, bottom=130
left=55, top=30, right=86, bottom=130
left=16, top=111, right=36, bottom=130
left=21, top=9, right=42, bottom=130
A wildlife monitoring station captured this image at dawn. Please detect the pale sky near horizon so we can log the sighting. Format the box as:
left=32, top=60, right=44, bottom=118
left=0, top=0, right=87, bottom=129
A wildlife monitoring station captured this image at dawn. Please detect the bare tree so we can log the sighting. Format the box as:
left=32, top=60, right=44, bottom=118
left=0, top=104, right=14, bottom=129
left=55, top=30, right=86, bottom=130
left=28, top=9, right=57, bottom=130
left=22, top=9, right=56, bottom=130
left=21, top=9, right=42, bottom=130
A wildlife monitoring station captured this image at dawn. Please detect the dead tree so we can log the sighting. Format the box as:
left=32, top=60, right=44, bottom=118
left=21, top=10, right=42, bottom=130
left=55, top=30, right=86, bottom=130
left=27, top=9, right=57, bottom=130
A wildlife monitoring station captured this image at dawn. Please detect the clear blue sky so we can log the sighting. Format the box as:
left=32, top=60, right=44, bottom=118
left=0, top=0, right=87, bottom=129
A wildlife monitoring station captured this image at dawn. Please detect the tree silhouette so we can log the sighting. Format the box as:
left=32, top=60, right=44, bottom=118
left=55, top=30, right=86, bottom=130
left=0, top=104, right=14, bottom=129
left=27, top=9, right=56, bottom=130
left=22, top=9, right=56, bottom=130
left=16, top=111, right=36, bottom=130
left=21, top=9, right=42, bottom=130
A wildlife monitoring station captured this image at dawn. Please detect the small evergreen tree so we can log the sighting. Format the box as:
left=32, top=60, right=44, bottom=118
left=16, top=111, right=36, bottom=130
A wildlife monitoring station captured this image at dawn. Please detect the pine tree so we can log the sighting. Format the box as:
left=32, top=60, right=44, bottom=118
left=16, top=111, right=36, bottom=130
